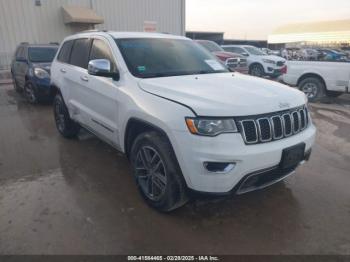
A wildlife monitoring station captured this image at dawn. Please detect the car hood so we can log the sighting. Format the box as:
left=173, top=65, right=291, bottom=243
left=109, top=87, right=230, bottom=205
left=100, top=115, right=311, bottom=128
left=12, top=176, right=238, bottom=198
left=138, top=73, right=306, bottom=116
left=259, top=55, right=285, bottom=62
left=212, top=51, right=241, bottom=59
left=33, top=62, right=51, bottom=73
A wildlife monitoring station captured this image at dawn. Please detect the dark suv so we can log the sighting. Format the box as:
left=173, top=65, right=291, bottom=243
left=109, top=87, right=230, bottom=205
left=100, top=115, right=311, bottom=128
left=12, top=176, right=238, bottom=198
left=11, top=43, right=58, bottom=103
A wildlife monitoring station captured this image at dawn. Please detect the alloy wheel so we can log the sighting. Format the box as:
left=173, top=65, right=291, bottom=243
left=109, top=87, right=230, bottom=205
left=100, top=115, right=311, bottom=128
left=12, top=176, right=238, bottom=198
left=134, top=146, right=167, bottom=201
left=251, top=65, right=263, bottom=77
left=25, top=84, right=36, bottom=103
left=301, top=82, right=318, bottom=99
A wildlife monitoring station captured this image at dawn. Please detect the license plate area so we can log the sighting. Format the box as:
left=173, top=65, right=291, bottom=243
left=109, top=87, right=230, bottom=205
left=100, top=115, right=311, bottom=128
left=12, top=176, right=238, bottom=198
left=280, top=143, right=306, bottom=170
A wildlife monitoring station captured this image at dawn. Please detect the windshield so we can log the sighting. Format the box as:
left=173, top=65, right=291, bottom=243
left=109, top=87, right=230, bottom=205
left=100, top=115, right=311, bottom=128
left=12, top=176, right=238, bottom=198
left=197, top=41, right=223, bottom=52
left=115, top=38, right=228, bottom=78
left=28, top=47, right=58, bottom=63
left=244, top=46, right=265, bottom=56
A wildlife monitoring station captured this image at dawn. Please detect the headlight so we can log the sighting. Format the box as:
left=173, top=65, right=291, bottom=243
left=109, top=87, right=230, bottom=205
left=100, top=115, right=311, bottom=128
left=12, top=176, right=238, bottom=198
left=185, top=117, right=238, bottom=136
left=262, top=59, right=276, bottom=65
left=34, top=68, right=50, bottom=79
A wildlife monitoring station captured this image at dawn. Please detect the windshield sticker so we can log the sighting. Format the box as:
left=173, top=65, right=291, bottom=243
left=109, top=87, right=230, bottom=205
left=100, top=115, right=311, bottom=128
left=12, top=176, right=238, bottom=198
left=137, top=66, right=146, bottom=72
left=205, top=59, right=225, bottom=71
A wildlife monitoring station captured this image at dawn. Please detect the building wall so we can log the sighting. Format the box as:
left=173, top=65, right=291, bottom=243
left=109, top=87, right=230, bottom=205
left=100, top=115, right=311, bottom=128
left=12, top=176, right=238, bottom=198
left=0, top=0, right=185, bottom=69
left=93, top=0, right=185, bottom=35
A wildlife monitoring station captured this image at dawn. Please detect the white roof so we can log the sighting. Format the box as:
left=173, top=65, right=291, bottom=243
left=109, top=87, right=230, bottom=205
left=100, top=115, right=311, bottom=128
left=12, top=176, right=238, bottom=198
left=64, top=31, right=189, bottom=43
left=221, top=45, right=252, bottom=48
left=109, top=32, right=188, bottom=40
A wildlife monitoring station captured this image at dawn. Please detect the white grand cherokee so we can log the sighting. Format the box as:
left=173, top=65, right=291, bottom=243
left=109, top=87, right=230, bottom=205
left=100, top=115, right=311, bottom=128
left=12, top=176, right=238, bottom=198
left=51, top=31, right=316, bottom=211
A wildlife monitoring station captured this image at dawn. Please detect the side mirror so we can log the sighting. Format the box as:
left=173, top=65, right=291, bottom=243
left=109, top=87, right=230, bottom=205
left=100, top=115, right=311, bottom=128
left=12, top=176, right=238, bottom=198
left=88, top=59, right=119, bottom=81
left=242, top=53, right=249, bottom=57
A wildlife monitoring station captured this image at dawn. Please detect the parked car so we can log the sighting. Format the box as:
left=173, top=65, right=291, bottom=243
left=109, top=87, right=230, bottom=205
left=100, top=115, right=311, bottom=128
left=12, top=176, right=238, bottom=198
left=299, top=48, right=320, bottom=61
left=282, top=60, right=350, bottom=102
left=195, top=40, right=248, bottom=74
left=221, top=45, right=286, bottom=78
left=11, top=43, right=58, bottom=103
left=261, top=48, right=280, bottom=56
left=51, top=31, right=316, bottom=211
left=319, top=49, right=348, bottom=61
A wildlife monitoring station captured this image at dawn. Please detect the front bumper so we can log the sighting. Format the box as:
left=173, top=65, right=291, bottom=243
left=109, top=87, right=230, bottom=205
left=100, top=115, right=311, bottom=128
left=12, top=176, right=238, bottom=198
left=171, top=124, right=316, bottom=193
left=31, top=78, right=54, bottom=100
left=266, top=67, right=285, bottom=77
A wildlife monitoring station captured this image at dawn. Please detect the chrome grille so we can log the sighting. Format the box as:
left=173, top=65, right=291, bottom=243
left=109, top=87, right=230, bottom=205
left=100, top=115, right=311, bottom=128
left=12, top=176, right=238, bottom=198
left=226, top=58, right=239, bottom=67
left=282, top=114, right=293, bottom=136
left=237, top=106, right=309, bottom=145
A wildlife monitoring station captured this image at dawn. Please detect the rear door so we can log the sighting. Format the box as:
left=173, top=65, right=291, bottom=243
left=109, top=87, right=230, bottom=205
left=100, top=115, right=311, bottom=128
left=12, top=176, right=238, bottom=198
left=13, top=47, right=26, bottom=88
left=54, top=40, right=74, bottom=105
left=65, top=38, right=92, bottom=125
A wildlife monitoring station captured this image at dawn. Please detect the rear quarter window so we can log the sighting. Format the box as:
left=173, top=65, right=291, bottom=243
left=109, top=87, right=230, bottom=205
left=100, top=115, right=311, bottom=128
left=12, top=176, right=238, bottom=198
left=57, top=40, right=74, bottom=63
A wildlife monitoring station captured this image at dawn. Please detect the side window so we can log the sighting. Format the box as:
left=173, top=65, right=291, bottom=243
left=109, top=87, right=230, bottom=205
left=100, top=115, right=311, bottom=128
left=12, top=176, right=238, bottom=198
left=69, top=38, right=91, bottom=69
left=15, top=47, right=24, bottom=60
left=233, top=47, right=244, bottom=54
left=57, top=40, right=74, bottom=63
left=89, top=39, right=117, bottom=71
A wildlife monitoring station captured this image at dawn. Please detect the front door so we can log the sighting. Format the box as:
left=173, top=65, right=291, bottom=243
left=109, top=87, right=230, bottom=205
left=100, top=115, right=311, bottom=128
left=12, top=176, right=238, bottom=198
left=82, top=37, right=121, bottom=147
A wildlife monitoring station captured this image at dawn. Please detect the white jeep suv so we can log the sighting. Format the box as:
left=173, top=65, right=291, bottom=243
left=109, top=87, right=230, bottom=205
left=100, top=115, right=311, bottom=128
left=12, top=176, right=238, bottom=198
left=221, top=45, right=286, bottom=78
left=51, top=31, right=316, bottom=211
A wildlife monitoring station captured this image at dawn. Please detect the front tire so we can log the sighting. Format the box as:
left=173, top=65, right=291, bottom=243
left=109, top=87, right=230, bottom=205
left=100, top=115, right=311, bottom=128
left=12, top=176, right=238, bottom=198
left=130, top=131, right=188, bottom=212
left=53, top=93, right=80, bottom=138
left=12, top=74, right=22, bottom=93
left=24, top=82, right=38, bottom=104
left=249, top=64, right=264, bottom=77
left=298, top=77, right=325, bottom=102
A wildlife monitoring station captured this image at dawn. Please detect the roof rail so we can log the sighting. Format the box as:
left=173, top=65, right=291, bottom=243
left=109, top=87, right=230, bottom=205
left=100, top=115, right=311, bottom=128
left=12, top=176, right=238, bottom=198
left=49, top=42, right=60, bottom=45
left=77, top=29, right=108, bottom=34
left=20, top=42, right=29, bottom=45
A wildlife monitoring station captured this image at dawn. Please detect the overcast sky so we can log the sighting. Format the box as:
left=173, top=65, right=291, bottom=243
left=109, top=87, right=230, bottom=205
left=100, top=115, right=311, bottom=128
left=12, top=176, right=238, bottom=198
left=186, top=0, right=350, bottom=40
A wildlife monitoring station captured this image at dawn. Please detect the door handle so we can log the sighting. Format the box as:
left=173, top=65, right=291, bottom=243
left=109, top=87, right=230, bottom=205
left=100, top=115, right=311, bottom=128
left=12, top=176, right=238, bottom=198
left=60, top=68, right=66, bottom=73
left=80, top=76, right=89, bottom=82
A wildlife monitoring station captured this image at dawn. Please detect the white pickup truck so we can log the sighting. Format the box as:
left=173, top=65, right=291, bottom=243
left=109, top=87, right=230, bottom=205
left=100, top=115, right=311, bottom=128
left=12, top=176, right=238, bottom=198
left=282, top=61, right=350, bottom=102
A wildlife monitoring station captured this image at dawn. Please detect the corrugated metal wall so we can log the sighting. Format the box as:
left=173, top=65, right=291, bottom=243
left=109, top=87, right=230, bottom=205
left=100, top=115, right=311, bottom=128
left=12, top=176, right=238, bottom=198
left=0, top=0, right=185, bottom=69
left=93, top=0, right=185, bottom=34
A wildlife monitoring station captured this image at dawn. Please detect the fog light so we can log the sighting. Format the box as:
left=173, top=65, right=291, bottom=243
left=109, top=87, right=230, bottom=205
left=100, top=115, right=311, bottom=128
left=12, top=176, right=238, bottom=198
left=203, top=162, right=236, bottom=173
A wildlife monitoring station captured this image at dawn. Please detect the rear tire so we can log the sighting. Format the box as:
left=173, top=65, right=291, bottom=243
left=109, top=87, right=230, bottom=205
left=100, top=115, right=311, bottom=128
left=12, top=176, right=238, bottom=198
left=130, top=131, right=188, bottom=212
left=298, top=77, right=325, bottom=102
left=53, top=93, right=80, bottom=138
